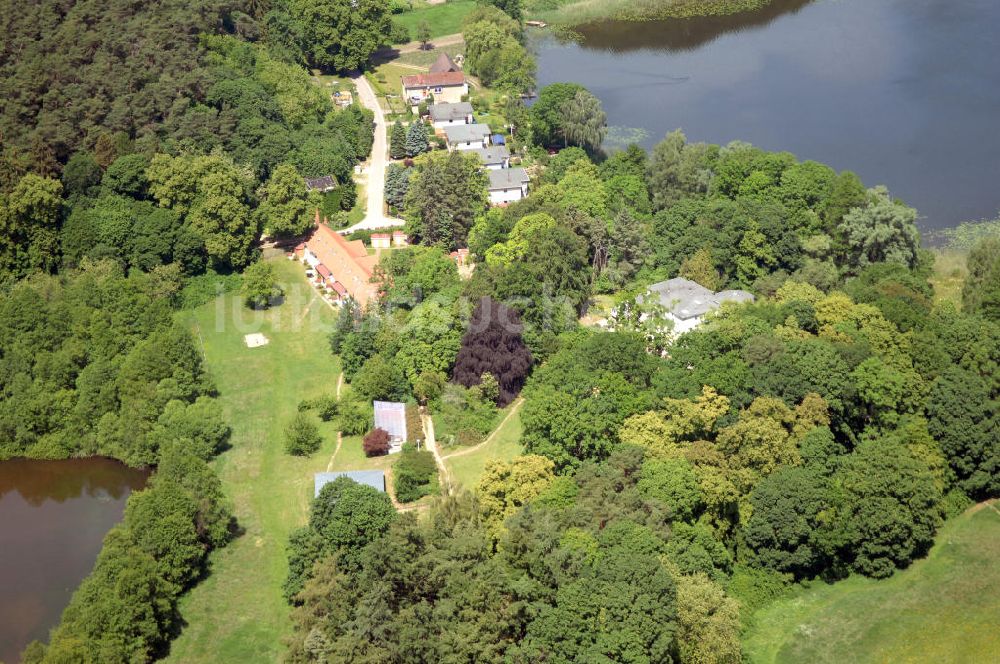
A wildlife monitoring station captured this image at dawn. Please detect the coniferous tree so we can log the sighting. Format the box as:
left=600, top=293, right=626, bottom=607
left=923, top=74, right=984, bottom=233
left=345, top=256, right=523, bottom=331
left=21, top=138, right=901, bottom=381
left=452, top=297, right=533, bottom=406
left=405, top=121, right=429, bottom=158
left=384, top=163, right=411, bottom=210
left=390, top=120, right=407, bottom=160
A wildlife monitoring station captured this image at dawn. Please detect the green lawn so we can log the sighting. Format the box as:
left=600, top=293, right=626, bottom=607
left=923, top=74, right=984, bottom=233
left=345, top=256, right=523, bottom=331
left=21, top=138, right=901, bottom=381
left=743, top=501, right=1000, bottom=664
left=929, top=249, right=967, bottom=308
left=443, top=403, right=524, bottom=490
left=166, top=259, right=346, bottom=663
left=396, top=43, right=465, bottom=67
left=394, top=0, right=476, bottom=39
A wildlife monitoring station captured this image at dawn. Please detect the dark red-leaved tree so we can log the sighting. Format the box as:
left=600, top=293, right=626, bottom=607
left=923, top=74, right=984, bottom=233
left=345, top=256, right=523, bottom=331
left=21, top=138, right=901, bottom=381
left=453, top=297, right=533, bottom=406
left=363, top=428, right=391, bottom=457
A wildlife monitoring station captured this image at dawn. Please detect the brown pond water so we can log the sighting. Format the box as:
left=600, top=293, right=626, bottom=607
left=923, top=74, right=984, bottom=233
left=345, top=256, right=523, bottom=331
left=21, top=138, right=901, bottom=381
left=0, top=458, right=149, bottom=663
left=534, top=0, right=1000, bottom=233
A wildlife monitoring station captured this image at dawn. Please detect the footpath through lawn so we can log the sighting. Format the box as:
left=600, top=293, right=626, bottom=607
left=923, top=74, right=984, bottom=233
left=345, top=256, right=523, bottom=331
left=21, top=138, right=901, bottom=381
left=442, top=400, right=524, bottom=490
left=743, top=500, right=1000, bottom=664
left=166, top=258, right=343, bottom=663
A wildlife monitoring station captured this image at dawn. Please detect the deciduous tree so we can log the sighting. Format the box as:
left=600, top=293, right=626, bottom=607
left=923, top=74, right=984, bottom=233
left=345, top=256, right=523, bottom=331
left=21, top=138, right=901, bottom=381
left=288, top=0, right=392, bottom=72
left=256, top=163, right=318, bottom=237
left=452, top=297, right=533, bottom=406
left=242, top=260, right=283, bottom=309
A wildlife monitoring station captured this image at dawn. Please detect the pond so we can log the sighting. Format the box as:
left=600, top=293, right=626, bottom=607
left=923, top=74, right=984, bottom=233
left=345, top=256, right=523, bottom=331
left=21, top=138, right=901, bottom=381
left=533, top=0, right=1000, bottom=233
left=0, top=458, right=149, bottom=663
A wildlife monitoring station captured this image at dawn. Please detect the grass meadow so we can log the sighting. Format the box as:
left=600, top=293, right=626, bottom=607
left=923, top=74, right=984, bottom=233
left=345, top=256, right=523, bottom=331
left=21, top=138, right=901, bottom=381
left=166, top=258, right=345, bottom=662
left=743, top=500, right=1000, bottom=664
left=442, top=403, right=524, bottom=490
left=394, top=1, right=476, bottom=40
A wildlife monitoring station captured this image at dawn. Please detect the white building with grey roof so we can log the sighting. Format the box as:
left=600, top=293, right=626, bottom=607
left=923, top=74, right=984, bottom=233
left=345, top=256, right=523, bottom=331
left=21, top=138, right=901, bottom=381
left=429, top=101, right=474, bottom=128
left=487, top=168, right=530, bottom=205
left=444, top=123, right=491, bottom=151
left=643, top=278, right=755, bottom=334
left=471, top=145, right=510, bottom=170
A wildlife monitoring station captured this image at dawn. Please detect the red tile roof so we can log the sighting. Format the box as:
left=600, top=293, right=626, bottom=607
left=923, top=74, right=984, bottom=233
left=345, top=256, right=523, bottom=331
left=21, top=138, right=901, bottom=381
left=316, top=264, right=331, bottom=278
left=304, top=211, right=380, bottom=306
left=401, top=72, right=466, bottom=89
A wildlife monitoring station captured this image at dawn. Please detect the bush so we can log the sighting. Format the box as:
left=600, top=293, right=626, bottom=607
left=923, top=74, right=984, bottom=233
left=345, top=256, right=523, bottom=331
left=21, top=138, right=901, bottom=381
left=363, top=428, right=391, bottom=457
left=456, top=428, right=484, bottom=447
left=179, top=270, right=242, bottom=309
left=393, top=443, right=439, bottom=502
left=285, top=413, right=322, bottom=455
left=338, top=399, right=372, bottom=436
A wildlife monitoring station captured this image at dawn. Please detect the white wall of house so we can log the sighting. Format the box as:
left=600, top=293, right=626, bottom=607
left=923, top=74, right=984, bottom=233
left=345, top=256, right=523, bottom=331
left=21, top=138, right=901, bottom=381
left=432, top=117, right=471, bottom=129
left=451, top=139, right=489, bottom=151
left=489, top=185, right=527, bottom=205
left=404, top=84, right=468, bottom=106
left=668, top=312, right=704, bottom=335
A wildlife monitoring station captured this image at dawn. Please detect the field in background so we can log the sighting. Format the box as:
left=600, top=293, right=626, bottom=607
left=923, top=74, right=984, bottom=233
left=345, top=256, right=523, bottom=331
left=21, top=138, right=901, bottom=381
left=167, top=259, right=344, bottom=662
left=394, top=1, right=476, bottom=39
left=528, top=0, right=771, bottom=25
left=743, top=501, right=1000, bottom=664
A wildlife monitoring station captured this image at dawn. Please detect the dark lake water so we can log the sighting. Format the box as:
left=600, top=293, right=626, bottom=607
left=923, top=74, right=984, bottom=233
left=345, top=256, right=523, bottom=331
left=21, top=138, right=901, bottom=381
left=0, top=458, right=148, bottom=663
left=533, top=0, right=1000, bottom=233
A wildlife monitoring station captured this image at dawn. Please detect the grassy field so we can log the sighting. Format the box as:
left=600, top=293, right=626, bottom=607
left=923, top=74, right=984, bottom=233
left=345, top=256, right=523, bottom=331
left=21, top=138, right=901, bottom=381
left=743, top=501, right=1000, bottom=664
left=929, top=249, right=968, bottom=308
left=396, top=43, right=465, bottom=67
left=166, top=258, right=347, bottom=663
left=442, top=402, right=524, bottom=490
left=394, top=1, right=476, bottom=39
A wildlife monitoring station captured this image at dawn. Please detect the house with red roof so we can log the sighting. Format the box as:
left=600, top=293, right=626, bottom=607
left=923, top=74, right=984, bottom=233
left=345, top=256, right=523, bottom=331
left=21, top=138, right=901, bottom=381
left=401, top=71, right=468, bottom=110
left=299, top=211, right=380, bottom=306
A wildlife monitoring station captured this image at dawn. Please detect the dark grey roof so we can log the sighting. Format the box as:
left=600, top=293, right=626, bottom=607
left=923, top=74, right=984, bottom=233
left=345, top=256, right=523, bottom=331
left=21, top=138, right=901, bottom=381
left=444, top=123, right=491, bottom=144
left=429, top=102, right=473, bottom=122
left=373, top=400, right=407, bottom=441
left=471, top=145, right=510, bottom=165
left=429, top=52, right=460, bottom=73
left=645, top=278, right=755, bottom=320
left=487, top=167, right=529, bottom=190
left=305, top=175, right=337, bottom=191
left=314, top=471, right=385, bottom=496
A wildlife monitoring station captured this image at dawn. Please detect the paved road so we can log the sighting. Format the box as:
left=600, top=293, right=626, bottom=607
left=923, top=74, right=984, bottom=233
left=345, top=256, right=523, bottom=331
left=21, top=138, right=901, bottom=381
left=342, top=72, right=406, bottom=234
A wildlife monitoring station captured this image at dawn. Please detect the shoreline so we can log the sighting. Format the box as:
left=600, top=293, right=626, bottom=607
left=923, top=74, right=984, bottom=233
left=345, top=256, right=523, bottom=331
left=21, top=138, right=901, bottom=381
left=530, top=0, right=775, bottom=28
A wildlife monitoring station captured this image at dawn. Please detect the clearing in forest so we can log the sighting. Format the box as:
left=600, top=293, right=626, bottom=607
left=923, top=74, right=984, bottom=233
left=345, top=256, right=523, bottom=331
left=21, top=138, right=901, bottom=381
left=167, top=259, right=345, bottom=663
left=743, top=500, right=1000, bottom=664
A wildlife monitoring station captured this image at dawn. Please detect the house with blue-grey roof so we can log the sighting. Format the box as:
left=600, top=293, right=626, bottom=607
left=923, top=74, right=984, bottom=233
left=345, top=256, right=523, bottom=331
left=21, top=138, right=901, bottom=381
left=642, top=277, right=755, bottom=334
left=314, top=471, right=386, bottom=497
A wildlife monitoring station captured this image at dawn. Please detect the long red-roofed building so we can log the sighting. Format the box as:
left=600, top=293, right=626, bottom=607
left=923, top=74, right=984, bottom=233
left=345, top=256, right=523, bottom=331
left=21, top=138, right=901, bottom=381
left=299, top=211, right=380, bottom=306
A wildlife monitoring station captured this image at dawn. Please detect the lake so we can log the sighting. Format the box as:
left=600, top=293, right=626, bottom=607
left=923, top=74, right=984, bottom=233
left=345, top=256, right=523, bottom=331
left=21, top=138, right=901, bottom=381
left=533, top=0, right=1000, bottom=233
left=0, top=458, right=149, bottom=663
